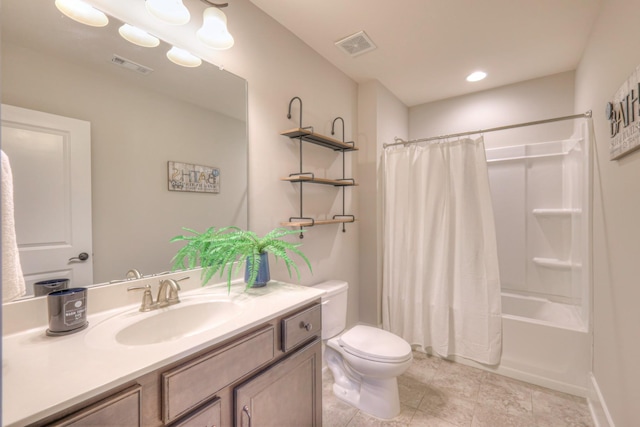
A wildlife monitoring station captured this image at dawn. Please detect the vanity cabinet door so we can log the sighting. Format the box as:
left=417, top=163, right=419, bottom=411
left=234, top=338, right=322, bottom=427
left=170, top=398, right=221, bottom=427
left=47, top=385, right=141, bottom=426
left=162, top=325, right=275, bottom=424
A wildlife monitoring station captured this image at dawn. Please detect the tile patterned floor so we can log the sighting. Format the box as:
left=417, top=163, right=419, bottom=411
left=322, top=351, right=594, bottom=427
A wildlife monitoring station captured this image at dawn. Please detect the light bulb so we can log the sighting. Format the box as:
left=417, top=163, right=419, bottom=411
left=166, top=46, right=202, bottom=67
left=55, top=0, right=108, bottom=27
left=145, top=0, right=190, bottom=25
left=197, top=7, right=234, bottom=50
left=118, top=24, right=160, bottom=48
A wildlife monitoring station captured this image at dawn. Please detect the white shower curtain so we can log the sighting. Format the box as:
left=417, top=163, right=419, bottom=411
left=382, top=136, right=502, bottom=365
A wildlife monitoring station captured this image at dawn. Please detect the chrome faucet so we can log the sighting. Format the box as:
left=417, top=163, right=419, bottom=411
left=157, top=279, right=181, bottom=308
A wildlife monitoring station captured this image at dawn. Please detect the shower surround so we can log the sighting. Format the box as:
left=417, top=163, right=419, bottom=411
left=483, top=124, right=591, bottom=396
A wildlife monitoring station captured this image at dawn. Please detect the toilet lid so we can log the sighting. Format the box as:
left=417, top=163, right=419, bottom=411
left=338, top=325, right=412, bottom=362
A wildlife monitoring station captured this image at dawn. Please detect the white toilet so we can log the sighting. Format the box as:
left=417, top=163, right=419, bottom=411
left=313, top=280, right=413, bottom=420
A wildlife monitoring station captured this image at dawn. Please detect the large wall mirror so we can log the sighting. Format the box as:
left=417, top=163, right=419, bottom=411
left=1, top=1, right=248, bottom=298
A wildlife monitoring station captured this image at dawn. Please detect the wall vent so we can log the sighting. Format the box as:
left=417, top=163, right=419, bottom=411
left=110, top=55, right=154, bottom=75
left=335, top=31, right=377, bottom=57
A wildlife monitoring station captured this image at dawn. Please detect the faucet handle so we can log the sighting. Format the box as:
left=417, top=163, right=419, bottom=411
left=127, top=284, right=154, bottom=312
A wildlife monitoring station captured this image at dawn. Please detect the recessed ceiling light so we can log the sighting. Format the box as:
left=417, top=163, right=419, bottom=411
left=466, top=71, right=487, bottom=82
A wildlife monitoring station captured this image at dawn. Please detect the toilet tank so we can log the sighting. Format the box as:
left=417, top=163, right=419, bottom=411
left=312, top=280, right=348, bottom=339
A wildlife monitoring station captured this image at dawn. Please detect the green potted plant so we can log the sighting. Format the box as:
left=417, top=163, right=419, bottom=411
left=171, top=226, right=312, bottom=291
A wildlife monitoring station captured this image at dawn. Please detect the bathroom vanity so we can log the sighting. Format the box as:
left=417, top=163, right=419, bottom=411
left=2, top=276, right=324, bottom=426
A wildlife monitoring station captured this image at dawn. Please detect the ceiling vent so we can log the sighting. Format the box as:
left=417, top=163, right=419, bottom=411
left=335, top=31, right=377, bottom=57
left=110, top=55, right=154, bottom=75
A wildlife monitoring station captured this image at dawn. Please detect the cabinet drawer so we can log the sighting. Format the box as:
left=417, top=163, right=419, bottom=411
left=48, top=385, right=141, bottom=426
left=170, top=398, right=221, bottom=427
left=281, top=304, right=321, bottom=352
left=162, top=325, right=275, bottom=423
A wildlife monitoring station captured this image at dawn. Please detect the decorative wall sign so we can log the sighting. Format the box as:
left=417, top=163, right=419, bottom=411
left=168, top=161, right=220, bottom=193
left=606, top=64, right=640, bottom=160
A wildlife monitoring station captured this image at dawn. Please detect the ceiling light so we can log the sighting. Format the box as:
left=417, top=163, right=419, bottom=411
left=54, top=0, right=109, bottom=27
left=197, top=7, right=234, bottom=50
left=145, top=0, right=190, bottom=25
left=466, top=71, right=487, bottom=82
left=166, top=46, right=202, bottom=67
left=118, top=24, right=160, bottom=48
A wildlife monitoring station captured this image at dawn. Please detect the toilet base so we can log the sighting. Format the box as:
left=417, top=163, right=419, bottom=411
left=332, top=376, right=401, bottom=420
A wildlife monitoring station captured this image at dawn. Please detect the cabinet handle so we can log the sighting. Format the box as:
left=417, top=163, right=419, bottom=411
left=242, top=405, right=252, bottom=427
left=302, top=322, right=312, bottom=331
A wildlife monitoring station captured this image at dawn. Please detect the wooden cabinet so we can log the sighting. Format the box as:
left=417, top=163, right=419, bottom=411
left=37, top=301, right=321, bottom=427
left=170, top=398, right=221, bottom=427
left=47, top=385, right=142, bottom=427
left=161, top=326, right=275, bottom=424
left=234, top=339, right=322, bottom=427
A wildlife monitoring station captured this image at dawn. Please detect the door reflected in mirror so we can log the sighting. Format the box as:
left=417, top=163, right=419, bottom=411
left=1, top=0, right=248, bottom=299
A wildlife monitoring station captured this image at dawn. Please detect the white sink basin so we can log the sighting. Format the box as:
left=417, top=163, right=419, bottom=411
left=86, top=298, right=244, bottom=347
left=116, top=300, right=242, bottom=346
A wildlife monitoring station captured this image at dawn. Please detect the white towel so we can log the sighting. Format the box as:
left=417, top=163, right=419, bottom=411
left=2, top=149, right=26, bottom=302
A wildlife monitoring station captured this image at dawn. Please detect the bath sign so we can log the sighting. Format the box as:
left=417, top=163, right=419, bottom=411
left=168, top=161, right=220, bottom=193
left=606, top=64, right=640, bottom=160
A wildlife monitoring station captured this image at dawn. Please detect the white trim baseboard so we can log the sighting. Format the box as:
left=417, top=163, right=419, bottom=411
left=588, top=373, right=615, bottom=427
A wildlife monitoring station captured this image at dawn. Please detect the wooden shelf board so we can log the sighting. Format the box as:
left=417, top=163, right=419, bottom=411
left=532, top=208, right=582, bottom=217
left=280, top=176, right=358, bottom=186
left=281, top=218, right=356, bottom=227
left=281, top=128, right=358, bottom=151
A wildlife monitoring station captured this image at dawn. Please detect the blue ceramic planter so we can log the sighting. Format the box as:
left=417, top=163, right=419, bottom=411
left=245, top=252, right=270, bottom=287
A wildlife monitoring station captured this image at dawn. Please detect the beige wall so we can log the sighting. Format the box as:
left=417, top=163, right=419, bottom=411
left=224, top=1, right=361, bottom=325
left=409, top=71, right=576, bottom=149
left=574, top=0, right=640, bottom=425
left=357, top=81, right=408, bottom=325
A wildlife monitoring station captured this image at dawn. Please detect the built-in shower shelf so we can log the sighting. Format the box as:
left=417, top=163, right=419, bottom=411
left=532, top=208, right=582, bottom=217
left=533, top=257, right=582, bottom=270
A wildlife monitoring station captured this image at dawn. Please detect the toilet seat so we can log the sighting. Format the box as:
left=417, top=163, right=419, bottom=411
left=338, top=325, right=412, bottom=363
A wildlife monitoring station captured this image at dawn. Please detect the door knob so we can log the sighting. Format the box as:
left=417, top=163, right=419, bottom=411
left=69, top=252, right=89, bottom=262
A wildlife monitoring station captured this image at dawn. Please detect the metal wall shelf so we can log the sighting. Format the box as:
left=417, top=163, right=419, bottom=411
left=281, top=97, right=357, bottom=237
left=280, top=128, right=358, bottom=152
left=280, top=176, right=357, bottom=187
left=281, top=218, right=356, bottom=227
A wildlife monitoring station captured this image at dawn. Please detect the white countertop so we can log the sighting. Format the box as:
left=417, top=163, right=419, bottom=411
left=2, top=277, right=323, bottom=426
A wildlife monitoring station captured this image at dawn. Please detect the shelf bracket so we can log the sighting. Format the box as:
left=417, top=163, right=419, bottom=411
left=332, top=117, right=353, bottom=233
left=333, top=214, right=355, bottom=233
left=288, top=216, right=315, bottom=239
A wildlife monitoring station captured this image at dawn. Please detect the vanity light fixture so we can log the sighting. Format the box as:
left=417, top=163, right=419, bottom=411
left=466, top=71, right=487, bottom=82
left=54, top=0, right=109, bottom=27
left=166, top=46, right=202, bottom=67
left=197, top=6, right=234, bottom=50
left=145, top=0, right=191, bottom=25
left=118, top=24, right=160, bottom=48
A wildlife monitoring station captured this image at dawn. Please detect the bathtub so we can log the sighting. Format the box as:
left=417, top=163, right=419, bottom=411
left=452, top=293, right=591, bottom=396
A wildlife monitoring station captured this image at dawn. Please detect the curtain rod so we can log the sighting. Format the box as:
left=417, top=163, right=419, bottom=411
left=383, top=110, right=592, bottom=148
